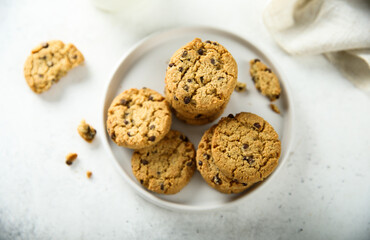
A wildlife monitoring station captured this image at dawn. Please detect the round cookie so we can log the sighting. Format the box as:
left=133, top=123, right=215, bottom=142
left=173, top=107, right=225, bottom=125
left=165, top=38, right=237, bottom=115
left=131, top=130, right=196, bottom=194
left=197, top=125, right=251, bottom=194
left=106, top=88, right=171, bottom=149
left=211, top=112, right=281, bottom=184
left=24, top=40, right=84, bottom=93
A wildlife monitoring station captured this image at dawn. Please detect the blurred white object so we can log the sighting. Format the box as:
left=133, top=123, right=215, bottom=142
left=263, top=0, right=370, bottom=92
left=90, top=0, right=134, bottom=12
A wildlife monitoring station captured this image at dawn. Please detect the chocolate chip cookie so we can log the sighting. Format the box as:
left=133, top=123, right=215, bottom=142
left=197, top=125, right=251, bottom=194
left=212, top=112, right=281, bottom=184
left=249, top=59, right=281, bottom=101
left=77, top=120, right=96, bottom=143
left=106, top=88, right=171, bottom=149
left=173, top=106, right=226, bottom=125
left=24, top=40, right=84, bottom=93
left=165, top=38, right=238, bottom=116
left=131, top=130, right=196, bottom=194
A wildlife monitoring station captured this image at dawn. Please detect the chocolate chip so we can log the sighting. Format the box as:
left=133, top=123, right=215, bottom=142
left=254, top=59, right=260, bottom=63
left=200, top=76, right=204, bottom=83
left=213, top=42, right=218, bottom=46
left=180, top=135, right=189, bottom=142
left=243, top=156, right=255, bottom=164
left=253, top=122, right=261, bottom=130
left=187, top=79, right=192, bottom=83
left=141, top=159, right=149, bottom=165
left=120, top=99, right=129, bottom=106
left=140, top=179, right=144, bottom=184
left=195, top=114, right=202, bottom=119
left=228, top=114, right=234, bottom=118
left=274, top=94, right=280, bottom=99
left=187, top=161, right=193, bottom=166
left=183, top=85, right=189, bottom=92
left=213, top=174, right=222, bottom=185
left=127, top=132, right=131, bottom=137
left=205, top=40, right=211, bottom=43
left=124, top=120, right=129, bottom=125
left=242, top=183, right=248, bottom=186
left=51, top=78, right=56, bottom=83
left=157, top=171, right=161, bottom=175
left=203, top=153, right=210, bottom=160
left=148, top=95, right=153, bottom=101
left=42, top=42, right=49, bottom=48
left=182, top=51, right=188, bottom=57
left=169, top=63, right=175, bottom=67
left=252, top=76, right=256, bottom=82
left=66, top=160, right=73, bottom=166
left=40, top=56, right=47, bottom=60
left=174, top=95, right=178, bottom=101
left=265, top=68, right=272, bottom=73
left=110, top=132, right=116, bottom=140
left=160, top=183, right=164, bottom=190
left=184, top=96, right=191, bottom=104
left=198, top=160, right=203, bottom=166
left=72, top=55, right=77, bottom=59
left=146, top=152, right=149, bottom=156
left=148, top=136, right=156, bottom=141
left=243, top=144, right=249, bottom=150
left=211, top=58, right=216, bottom=65
left=197, top=48, right=204, bottom=55
left=179, top=67, right=183, bottom=72
left=218, top=77, right=224, bottom=80
left=38, top=74, right=44, bottom=78
left=149, top=125, right=155, bottom=129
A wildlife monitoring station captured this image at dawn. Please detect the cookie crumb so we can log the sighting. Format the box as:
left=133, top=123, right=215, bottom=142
left=270, top=103, right=280, bottom=114
left=235, top=82, right=247, bottom=92
left=65, top=153, right=78, bottom=166
left=77, top=120, right=96, bottom=143
left=86, top=171, right=92, bottom=179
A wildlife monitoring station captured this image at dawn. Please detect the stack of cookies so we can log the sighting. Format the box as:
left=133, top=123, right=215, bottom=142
left=165, top=38, right=238, bottom=125
left=196, top=112, right=281, bottom=194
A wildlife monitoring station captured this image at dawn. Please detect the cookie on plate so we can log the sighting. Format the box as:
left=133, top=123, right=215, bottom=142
left=24, top=40, right=84, bottom=93
left=131, top=130, right=196, bottom=194
left=106, top=88, right=171, bottom=149
left=249, top=59, right=281, bottom=101
left=173, top=107, right=225, bottom=125
left=165, top=38, right=238, bottom=116
left=197, top=125, right=251, bottom=194
left=211, top=112, right=281, bottom=184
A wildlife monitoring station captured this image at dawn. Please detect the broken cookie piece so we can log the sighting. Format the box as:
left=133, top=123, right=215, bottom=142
left=270, top=103, right=280, bottom=114
left=249, top=59, right=281, bottom=101
left=77, top=120, right=96, bottom=143
left=66, top=153, right=78, bottom=165
left=24, top=40, right=84, bottom=94
left=235, top=82, right=247, bottom=92
left=86, top=171, right=92, bottom=179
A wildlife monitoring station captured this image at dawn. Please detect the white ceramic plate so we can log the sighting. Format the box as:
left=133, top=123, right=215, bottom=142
left=102, top=27, right=294, bottom=211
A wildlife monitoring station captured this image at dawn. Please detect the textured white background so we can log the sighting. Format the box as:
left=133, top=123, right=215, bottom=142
left=0, top=0, right=369, bottom=239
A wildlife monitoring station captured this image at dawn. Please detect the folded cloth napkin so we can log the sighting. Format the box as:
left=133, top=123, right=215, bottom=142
left=263, top=0, right=370, bottom=92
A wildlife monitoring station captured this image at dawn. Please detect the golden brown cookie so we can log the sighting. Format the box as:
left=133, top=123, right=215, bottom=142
left=211, top=112, right=281, bottom=184
left=165, top=38, right=238, bottom=116
left=24, top=40, right=84, bottom=93
left=197, top=125, right=251, bottom=194
left=106, top=88, right=171, bottom=149
left=131, top=130, right=196, bottom=194
left=173, top=107, right=225, bottom=125
left=249, top=59, right=281, bottom=101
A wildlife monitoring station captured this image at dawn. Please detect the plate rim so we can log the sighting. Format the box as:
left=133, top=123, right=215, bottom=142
left=101, top=26, right=295, bottom=212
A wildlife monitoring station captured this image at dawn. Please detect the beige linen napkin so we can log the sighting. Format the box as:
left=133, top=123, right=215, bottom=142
left=263, top=0, right=370, bottom=92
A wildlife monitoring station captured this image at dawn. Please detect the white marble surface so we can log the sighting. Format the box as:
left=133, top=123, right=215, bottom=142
left=0, top=0, right=369, bottom=239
